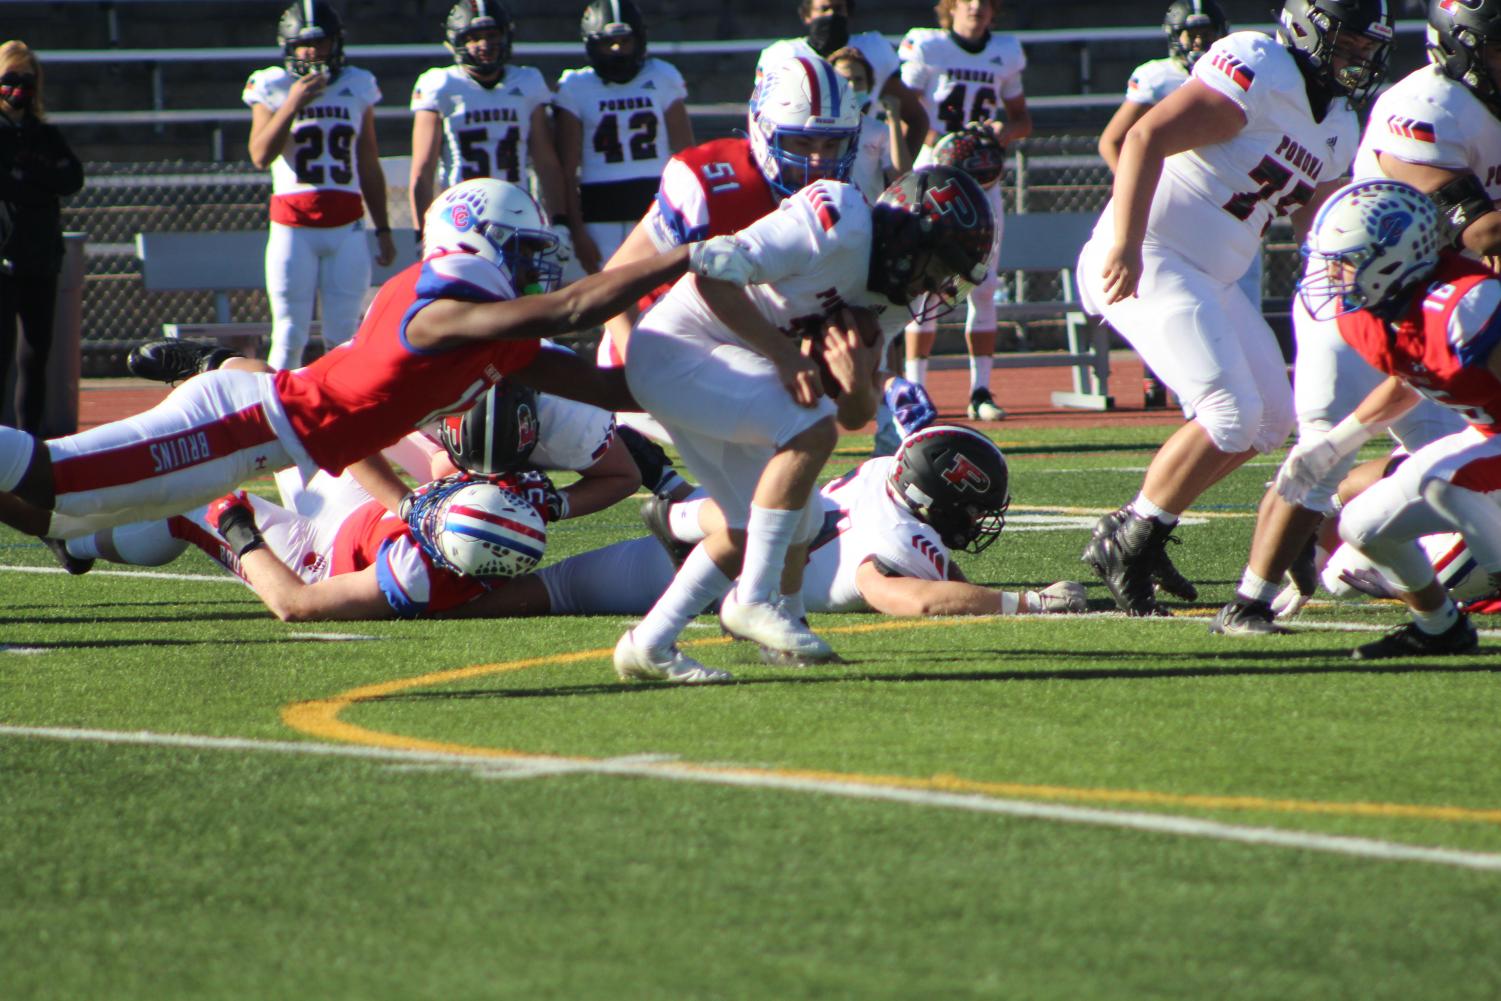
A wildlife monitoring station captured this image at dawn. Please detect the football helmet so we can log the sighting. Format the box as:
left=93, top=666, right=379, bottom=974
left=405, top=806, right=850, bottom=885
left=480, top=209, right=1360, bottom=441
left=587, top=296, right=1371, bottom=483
left=1277, top=0, right=1395, bottom=102
left=1163, top=0, right=1229, bottom=69
left=582, top=0, right=648, bottom=85
left=278, top=1, right=345, bottom=79
left=446, top=0, right=514, bottom=76
left=889, top=424, right=1011, bottom=554
left=929, top=125, right=1007, bottom=189
left=401, top=473, right=547, bottom=578
left=869, top=166, right=996, bottom=322
left=440, top=380, right=540, bottom=475
left=422, top=179, right=562, bottom=294
left=1298, top=179, right=1446, bottom=319
left=1428, top=0, right=1501, bottom=115
left=748, top=55, right=861, bottom=198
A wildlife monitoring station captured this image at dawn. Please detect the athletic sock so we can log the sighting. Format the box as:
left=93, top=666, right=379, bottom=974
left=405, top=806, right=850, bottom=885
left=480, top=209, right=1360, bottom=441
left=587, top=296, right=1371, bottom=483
left=1129, top=493, right=1179, bottom=525
left=633, top=545, right=734, bottom=652
left=969, top=355, right=993, bottom=395
left=739, top=505, right=800, bottom=606
left=779, top=590, right=807, bottom=622
left=1411, top=599, right=1460, bottom=636
left=667, top=498, right=708, bottom=544
left=903, top=358, right=928, bottom=386
left=1236, top=569, right=1279, bottom=605
left=0, top=426, right=36, bottom=492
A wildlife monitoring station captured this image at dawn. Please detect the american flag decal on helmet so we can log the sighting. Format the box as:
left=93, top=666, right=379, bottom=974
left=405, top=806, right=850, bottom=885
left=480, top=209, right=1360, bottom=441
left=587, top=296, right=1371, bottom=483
left=1386, top=116, right=1437, bottom=143
left=1209, top=50, right=1254, bottom=90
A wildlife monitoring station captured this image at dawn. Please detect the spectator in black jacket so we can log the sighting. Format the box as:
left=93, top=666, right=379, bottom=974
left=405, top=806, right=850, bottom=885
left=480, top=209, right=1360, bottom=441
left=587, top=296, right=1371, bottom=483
left=0, top=41, right=83, bottom=433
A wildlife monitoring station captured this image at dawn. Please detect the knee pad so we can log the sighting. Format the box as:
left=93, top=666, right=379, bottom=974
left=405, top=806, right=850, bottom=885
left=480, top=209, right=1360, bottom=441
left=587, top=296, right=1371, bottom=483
left=965, top=274, right=998, bottom=334
left=1250, top=394, right=1296, bottom=455
left=1192, top=387, right=1260, bottom=454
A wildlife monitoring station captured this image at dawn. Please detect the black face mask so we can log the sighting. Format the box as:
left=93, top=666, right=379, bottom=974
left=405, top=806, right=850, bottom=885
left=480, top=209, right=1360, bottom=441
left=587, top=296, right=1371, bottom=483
left=806, top=13, right=850, bottom=56
left=0, top=72, right=35, bottom=112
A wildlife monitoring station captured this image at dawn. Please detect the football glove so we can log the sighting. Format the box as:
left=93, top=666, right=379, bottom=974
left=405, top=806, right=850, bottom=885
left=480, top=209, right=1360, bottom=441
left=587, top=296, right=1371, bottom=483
left=883, top=377, right=937, bottom=437
left=505, top=469, right=568, bottom=523
left=688, top=235, right=757, bottom=285
left=206, top=491, right=264, bottom=557
left=1274, top=416, right=1376, bottom=507
left=1028, top=580, right=1088, bottom=614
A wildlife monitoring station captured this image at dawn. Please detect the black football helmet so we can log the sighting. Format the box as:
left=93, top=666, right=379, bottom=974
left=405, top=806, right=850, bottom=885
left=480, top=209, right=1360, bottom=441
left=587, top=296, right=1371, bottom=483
left=929, top=125, right=1007, bottom=189
left=1277, top=0, right=1395, bottom=103
left=439, top=380, right=540, bottom=475
left=278, top=1, right=345, bottom=79
left=582, top=0, right=648, bottom=84
left=889, top=424, right=1011, bottom=554
left=446, top=0, right=515, bottom=76
left=1163, top=0, right=1229, bottom=69
left=869, top=166, right=996, bottom=323
left=1428, top=0, right=1501, bottom=115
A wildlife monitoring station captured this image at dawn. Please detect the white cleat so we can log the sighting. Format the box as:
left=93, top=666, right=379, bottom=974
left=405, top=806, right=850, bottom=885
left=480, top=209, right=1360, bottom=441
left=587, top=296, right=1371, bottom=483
left=613, top=630, right=732, bottom=684
left=719, top=589, right=838, bottom=665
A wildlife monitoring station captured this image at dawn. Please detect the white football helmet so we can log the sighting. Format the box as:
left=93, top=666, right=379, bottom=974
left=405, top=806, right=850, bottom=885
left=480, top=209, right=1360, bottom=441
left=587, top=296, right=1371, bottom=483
left=1299, top=179, right=1446, bottom=320
left=401, top=474, right=547, bottom=578
left=422, top=178, right=562, bottom=294
left=748, top=55, right=860, bottom=197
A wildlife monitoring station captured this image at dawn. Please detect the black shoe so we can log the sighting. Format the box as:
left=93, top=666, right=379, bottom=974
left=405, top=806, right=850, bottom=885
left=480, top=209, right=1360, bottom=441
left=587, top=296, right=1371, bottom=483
left=617, top=425, right=689, bottom=498
left=1091, top=506, right=1197, bottom=601
left=1143, top=378, right=1168, bottom=410
left=1287, top=534, right=1318, bottom=599
left=966, top=388, right=1007, bottom=421
left=1352, top=614, right=1479, bottom=660
left=1210, top=598, right=1287, bottom=636
left=640, top=496, right=693, bottom=567
left=126, top=339, right=236, bottom=384
left=41, top=537, right=93, bottom=575
left=1081, top=512, right=1169, bottom=616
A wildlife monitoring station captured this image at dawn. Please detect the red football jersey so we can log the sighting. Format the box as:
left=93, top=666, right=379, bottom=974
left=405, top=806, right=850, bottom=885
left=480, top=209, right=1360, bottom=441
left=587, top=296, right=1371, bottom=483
left=273, top=253, right=541, bottom=473
left=1336, top=253, right=1501, bottom=435
left=331, top=498, right=487, bottom=616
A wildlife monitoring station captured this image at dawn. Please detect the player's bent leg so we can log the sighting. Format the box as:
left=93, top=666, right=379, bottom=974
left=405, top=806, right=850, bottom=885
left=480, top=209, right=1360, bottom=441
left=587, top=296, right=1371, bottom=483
left=537, top=537, right=676, bottom=615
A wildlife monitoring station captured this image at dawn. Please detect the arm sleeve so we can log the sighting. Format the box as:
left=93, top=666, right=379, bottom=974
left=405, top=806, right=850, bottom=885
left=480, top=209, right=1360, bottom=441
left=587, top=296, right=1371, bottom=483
left=1191, top=35, right=1263, bottom=119
left=898, top=32, right=931, bottom=94
left=410, top=68, right=443, bottom=113
left=645, top=156, right=708, bottom=249
left=1449, top=280, right=1501, bottom=370
left=1366, top=100, right=1470, bottom=172
left=999, top=39, right=1026, bottom=100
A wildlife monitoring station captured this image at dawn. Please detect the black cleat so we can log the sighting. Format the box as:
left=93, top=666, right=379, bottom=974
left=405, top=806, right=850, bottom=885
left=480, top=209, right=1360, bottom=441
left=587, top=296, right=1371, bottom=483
left=41, top=537, right=93, bottom=575
left=1082, top=511, right=1170, bottom=617
left=640, top=495, right=693, bottom=567
left=126, top=339, right=237, bottom=384
left=1287, top=534, right=1318, bottom=599
left=1091, top=507, right=1197, bottom=601
left=1210, top=599, right=1287, bottom=636
left=1352, top=614, right=1479, bottom=661
left=966, top=387, right=1007, bottom=421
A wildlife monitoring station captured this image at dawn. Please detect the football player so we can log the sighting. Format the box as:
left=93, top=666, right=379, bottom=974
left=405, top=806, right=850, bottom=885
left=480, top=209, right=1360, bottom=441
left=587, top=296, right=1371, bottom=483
left=409, top=1, right=571, bottom=258
left=612, top=166, right=995, bottom=682
left=0, top=179, right=726, bottom=548
left=554, top=0, right=694, bottom=275
left=1274, top=178, right=1500, bottom=659
left=898, top=0, right=1032, bottom=422
left=1213, top=0, right=1500, bottom=635
left=243, top=1, right=395, bottom=370
left=828, top=45, right=912, bottom=202
left=1098, top=1, right=1239, bottom=410
left=756, top=0, right=928, bottom=151
left=1076, top=0, right=1394, bottom=618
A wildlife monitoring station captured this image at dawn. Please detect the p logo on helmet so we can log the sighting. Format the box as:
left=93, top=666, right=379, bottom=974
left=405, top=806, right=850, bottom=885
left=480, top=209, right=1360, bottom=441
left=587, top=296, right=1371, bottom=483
left=923, top=179, right=978, bottom=228
left=940, top=453, right=992, bottom=492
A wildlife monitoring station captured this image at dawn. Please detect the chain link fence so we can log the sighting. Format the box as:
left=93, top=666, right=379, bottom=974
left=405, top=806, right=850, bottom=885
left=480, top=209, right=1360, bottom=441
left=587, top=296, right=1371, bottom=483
left=63, top=141, right=1303, bottom=372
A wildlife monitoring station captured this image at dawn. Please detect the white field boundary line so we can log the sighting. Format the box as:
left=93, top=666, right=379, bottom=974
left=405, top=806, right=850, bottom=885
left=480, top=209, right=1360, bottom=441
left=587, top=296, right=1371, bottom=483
left=3, top=724, right=1500, bottom=873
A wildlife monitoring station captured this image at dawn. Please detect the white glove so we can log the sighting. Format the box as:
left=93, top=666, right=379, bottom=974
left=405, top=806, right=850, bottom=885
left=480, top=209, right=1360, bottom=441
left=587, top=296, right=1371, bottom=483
left=688, top=235, right=757, bottom=285
left=1027, top=580, right=1088, bottom=614
left=1270, top=581, right=1311, bottom=619
left=1336, top=566, right=1400, bottom=599
left=549, top=224, right=576, bottom=269
left=1273, top=416, right=1374, bottom=507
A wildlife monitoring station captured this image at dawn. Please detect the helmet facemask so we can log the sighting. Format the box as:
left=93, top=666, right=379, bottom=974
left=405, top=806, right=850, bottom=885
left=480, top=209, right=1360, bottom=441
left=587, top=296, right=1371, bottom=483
left=279, top=2, right=345, bottom=79
left=400, top=473, right=547, bottom=578
left=446, top=1, right=514, bottom=78
left=1427, top=0, right=1501, bottom=115
left=1280, top=1, right=1395, bottom=104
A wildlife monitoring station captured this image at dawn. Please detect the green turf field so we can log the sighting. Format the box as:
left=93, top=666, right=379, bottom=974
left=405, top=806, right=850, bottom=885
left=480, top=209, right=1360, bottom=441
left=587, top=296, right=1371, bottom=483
left=3, top=423, right=1498, bottom=1000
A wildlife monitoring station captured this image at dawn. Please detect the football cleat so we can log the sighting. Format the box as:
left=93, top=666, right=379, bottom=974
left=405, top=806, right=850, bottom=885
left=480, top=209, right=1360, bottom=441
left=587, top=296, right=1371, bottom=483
left=1082, top=511, right=1172, bottom=617
left=1351, top=615, right=1479, bottom=661
left=613, top=630, right=732, bottom=683
left=719, top=588, right=837, bottom=664
left=639, top=496, right=693, bottom=568
left=1091, top=507, right=1197, bottom=601
left=127, top=340, right=236, bottom=384
left=966, top=387, right=1007, bottom=422
left=1210, top=599, right=1288, bottom=636
left=41, top=537, right=93, bottom=575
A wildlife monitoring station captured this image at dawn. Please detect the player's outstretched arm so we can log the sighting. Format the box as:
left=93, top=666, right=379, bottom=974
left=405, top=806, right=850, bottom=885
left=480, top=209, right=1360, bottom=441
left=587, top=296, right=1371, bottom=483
left=511, top=344, right=640, bottom=414
left=855, top=560, right=1085, bottom=616
left=239, top=549, right=393, bottom=622
left=406, top=245, right=691, bottom=350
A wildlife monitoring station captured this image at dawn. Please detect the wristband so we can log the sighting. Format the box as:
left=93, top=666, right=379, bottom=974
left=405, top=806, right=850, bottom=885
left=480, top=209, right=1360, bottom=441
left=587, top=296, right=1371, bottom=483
left=997, top=590, right=1020, bottom=615
left=1325, top=413, right=1378, bottom=458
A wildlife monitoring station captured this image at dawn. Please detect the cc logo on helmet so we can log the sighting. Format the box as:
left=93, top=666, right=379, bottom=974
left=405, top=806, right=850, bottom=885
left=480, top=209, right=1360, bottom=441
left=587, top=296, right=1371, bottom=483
left=940, top=453, right=991, bottom=492
left=923, top=179, right=978, bottom=228
left=446, top=200, right=476, bottom=232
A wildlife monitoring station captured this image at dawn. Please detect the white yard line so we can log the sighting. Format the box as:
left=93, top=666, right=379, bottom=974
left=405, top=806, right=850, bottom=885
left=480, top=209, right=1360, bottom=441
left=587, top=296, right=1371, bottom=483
left=4, top=723, right=1499, bottom=873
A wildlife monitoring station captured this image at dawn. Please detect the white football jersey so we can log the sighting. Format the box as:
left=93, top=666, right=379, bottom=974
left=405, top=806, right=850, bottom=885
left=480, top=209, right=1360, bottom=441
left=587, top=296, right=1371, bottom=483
left=850, top=109, right=893, bottom=202
left=899, top=28, right=1026, bottom=138
left=803, top=457, right=951, bottom=612
left=242, top=64, right=380, bottom=198
left=1148, top=32, right=1358, bottom=282
left=645, top=180, right=907, bottom=352
left=1124, top=56, right=1189, bottom=106
left=756, top=32, right=902, bottom=93
left=531, top=394, right=615, bottom=472
left=1352, top=65, right=1501, bottom=204
left=410, top=64, right=552, bottom=189
left=554, top=58, right=687, bottom=186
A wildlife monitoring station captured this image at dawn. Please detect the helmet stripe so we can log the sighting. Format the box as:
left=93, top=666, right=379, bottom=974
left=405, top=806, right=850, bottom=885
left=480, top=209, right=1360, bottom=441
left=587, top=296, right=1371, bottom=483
left=819, top=56, right=843, bottom=116
left=448, top=522, right=546, bottom=563
left=795, top=56, right=823, bottom=116
left=450, top=504, right=547, bottom=542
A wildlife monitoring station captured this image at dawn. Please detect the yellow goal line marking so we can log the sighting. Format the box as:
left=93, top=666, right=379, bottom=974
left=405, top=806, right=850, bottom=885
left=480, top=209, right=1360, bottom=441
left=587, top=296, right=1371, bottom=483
left=279, top=617, right=1501, bottom=827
